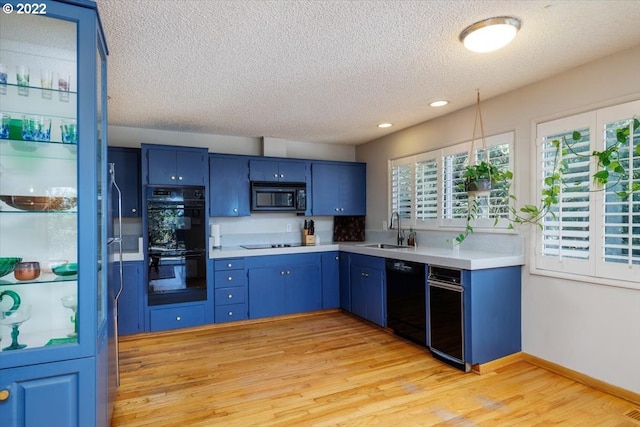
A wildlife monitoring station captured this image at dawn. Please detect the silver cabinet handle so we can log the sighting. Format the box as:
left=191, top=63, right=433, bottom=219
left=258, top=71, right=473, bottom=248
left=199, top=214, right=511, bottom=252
left=227, top=263, right=232, bottom=268
left=228, top=311, right=233, bottom=316
left=286, top=270, right=291, bottom=275
left=227, top=276, right=233, bottom=281
left=281, top=271, right=286, bottom=275
left=176, top=316, right=181, bottom=321
left=170, top=175, right=176, bottom=180
left=178, top=176, right=183, bottom=181
left=132, top=208, right=137, bottom=213
left=280, top=174, right=284, bottom=178
left=273, top=173, right=278, bottom=178
left=228, top=294, right=233, bottom=299
left=233, top=208, right=238, bottom=212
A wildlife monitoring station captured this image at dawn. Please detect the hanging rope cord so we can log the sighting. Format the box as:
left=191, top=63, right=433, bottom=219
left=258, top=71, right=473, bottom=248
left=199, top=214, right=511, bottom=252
left=469, top=90, right=490, bottom=181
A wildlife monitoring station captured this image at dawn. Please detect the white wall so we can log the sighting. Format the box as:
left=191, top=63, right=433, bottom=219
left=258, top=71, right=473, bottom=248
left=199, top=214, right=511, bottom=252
left=356, top=45, right=640, bottom=393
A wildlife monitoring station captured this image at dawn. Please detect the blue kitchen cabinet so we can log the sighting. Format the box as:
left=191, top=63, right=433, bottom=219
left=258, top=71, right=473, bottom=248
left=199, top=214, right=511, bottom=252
left=209, top=154, right=250, bottom=217
left=0, top=1, right=110, bottom=425
left=339, top=252, right=351, bottom=311
left=349, top=254, right=385, bottom=326
left=0, top=358, right=96, bottom=427
left=249, top=158, right=308, bottom=182
left=463, top=267, right=522, bottom=365
left=247, top=254, right=321, bottom=319
left=321, top=251, right=340, bottom=309
left=148, top=302, right=207, bottom=332
left=213, top=258, right=248, bottom=323
left=311, top=162, right=366, bottom=215
left=117, top=261, right=144, bottom=335
left=108, top=147, right=141, bottom=217
left=143, top=144, right=208, bottom=186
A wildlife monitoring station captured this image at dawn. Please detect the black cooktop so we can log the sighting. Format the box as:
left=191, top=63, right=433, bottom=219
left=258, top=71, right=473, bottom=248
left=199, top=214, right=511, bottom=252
left=241, top=243, right=303, bottom=250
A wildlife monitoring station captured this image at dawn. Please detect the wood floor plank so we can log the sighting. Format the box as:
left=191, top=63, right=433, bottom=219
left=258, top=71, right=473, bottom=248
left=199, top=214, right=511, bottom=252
left=113, top=312, right=638, bottom=426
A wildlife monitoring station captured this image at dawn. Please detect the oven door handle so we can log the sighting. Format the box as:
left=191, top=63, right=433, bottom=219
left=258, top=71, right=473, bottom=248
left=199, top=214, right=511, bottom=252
left=428, top=280, right=463, bottom=292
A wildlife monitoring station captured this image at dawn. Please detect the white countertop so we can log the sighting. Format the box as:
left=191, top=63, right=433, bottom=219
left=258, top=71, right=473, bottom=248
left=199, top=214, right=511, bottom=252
left=210, top=242, right=524, bottom=270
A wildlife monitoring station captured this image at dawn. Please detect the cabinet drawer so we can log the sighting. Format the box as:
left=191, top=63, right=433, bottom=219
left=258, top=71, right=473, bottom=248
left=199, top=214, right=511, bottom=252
left=149, top=305, right=205, bottom=332
left=215, top=258, right=245, bottom=271
left=215, top=286, right=246, bottom=305
left=215, top=303, right=247, bottom=323
left=214, top=270, right=246, bottom=288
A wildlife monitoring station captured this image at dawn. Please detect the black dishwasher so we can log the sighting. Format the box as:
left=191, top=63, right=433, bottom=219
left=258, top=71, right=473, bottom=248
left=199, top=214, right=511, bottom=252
left=386, top=259, right=426, bottom=346
left=428, top=266, right=469, bottom=372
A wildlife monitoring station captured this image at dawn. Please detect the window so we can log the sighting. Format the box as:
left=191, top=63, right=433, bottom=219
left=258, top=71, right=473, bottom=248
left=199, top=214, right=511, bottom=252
left=389, top=131, right=513, bottom=230
left=535, top=100, right=640, bottom=285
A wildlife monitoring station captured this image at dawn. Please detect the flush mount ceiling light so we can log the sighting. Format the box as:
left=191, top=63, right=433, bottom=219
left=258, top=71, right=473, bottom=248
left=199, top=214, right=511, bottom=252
left=429, top=100, right=449, bottom=107
left=459, top=16, right=521, bottom=53
left=377, top=123, right=393, bottom=128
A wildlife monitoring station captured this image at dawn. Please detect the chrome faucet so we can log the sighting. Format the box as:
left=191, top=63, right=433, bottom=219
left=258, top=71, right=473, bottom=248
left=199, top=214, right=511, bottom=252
left=390, top=211, right=405, bottom=246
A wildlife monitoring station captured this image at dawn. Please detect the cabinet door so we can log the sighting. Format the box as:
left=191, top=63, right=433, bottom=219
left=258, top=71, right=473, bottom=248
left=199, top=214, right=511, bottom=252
left=340, top=163, right=366, bottom=215
left=350, top=265, right=367, bottom=320
left=339, top=253, right=351, bottom=311
left=311, top=163, right=340, bottom=215
left=147, top=149, right=176, bottom=185
left=209, top=155, right=250, bottom=216
left=285, top=262, right=321, bottom=314
left=321, top=252, right=340, bottom=309
left=248, top=267, right=284, bottom=319
left=108, top=147, right=141, bottom=217
left=176, top=150, right=207, bottom=185
left=0, top=357, right=95, bottom=427
left=117, top=261, right=143, bottom=335
left=363, top=267, right=385, bottom=326
left=278, top=160, right=307, bottom=182
left=249, top=159, right=279, bottom=182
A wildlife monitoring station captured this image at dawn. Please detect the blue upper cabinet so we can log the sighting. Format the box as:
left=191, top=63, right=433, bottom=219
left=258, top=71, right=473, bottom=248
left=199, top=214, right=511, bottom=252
left=249, top=158, right=307, bottom=182
left=311, top=162, right=366, bottom=216
left=143, top=144, right=208, bottom=186
left=108, top=147, right=141, bottom=217
left=209, top=154, right=250, bottom=216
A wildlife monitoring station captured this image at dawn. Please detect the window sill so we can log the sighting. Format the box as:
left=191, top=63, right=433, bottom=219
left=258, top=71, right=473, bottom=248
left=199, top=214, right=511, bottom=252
left=529, top=265, right=639, bottom=291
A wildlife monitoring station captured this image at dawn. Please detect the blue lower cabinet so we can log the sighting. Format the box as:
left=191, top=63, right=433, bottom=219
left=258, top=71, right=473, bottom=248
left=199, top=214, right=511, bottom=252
left=463, top=267, right=522, bottom=365
left=247, top=253, right=322, bottom=320
left=349, top=254, right=385, bottom=327
left=148, top=303, right=206, bottom=332
left=0, top=357, right=95, bottom=427
left=339, top=253, right=351, bottom=311
left=118, top=261, right=144, bottom=335
left=321, top=251, right=340, bottom=309
left=213, top=258, right=248, bottom=323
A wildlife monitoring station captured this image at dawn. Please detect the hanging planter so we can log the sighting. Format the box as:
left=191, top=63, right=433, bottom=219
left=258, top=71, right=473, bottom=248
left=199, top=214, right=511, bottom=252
left=465, top=176, right=493, bottom=194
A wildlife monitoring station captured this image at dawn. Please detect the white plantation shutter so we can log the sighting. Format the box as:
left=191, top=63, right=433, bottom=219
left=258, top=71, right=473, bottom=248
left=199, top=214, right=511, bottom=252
left=390, top=159, right=412, bottom=221
left=441, top=150, right=468, bottom=223
left=535, top=99, right=640, bottom=287
left=596, top=100, right=640, bottom=283
left=540, top=128, right=591, bottom=260
left=415, top=153, right=438, bottom=226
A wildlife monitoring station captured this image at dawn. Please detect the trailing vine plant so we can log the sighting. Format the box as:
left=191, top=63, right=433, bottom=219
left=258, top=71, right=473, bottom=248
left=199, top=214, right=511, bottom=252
left=454, top=117, right=640, bottom=245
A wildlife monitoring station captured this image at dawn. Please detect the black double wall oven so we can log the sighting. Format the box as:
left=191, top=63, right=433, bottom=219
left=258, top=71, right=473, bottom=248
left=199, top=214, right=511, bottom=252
left=146, top=186, right=207, bottom=305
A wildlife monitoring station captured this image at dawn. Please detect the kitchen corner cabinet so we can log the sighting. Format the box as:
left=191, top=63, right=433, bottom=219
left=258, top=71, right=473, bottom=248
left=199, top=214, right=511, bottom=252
left=247, top=253, right=321, bottom=319
left=349, top=254, right=385, bottom=326
left=0, top=1, right=108, bottom=426
left=117, top=261, right=144, bottom=335
left=249, top=158, right=307, bottom=183
left=142, top=144, right=208, bottom=186
left=209, top=154, right=250, bottom=217
left=321, top=251, right=340, bottom=309
left=311, top=162, right=366, bottom=216
left=108, top=147, right=141, bottom=217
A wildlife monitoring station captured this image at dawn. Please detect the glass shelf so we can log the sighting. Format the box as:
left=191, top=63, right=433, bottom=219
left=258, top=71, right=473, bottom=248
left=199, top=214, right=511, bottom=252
left=0, top=139, right=77, bottom=158
left=0, top=274, right=77, bottom=286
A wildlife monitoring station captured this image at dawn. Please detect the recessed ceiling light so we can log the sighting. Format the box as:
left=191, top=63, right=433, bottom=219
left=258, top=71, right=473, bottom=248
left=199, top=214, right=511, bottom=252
left=460, top=16, right=521, bottom=53
left=377, top=123, right=393, bottom=128
left=429, top=100, right=449, bottom=107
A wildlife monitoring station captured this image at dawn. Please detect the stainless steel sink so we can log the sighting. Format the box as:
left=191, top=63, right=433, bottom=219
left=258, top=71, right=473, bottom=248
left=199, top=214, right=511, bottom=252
left=358, top=243, right=408, bottom=249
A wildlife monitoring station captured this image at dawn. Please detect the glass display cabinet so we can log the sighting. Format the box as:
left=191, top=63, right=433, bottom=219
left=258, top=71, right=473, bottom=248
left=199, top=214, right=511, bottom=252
left=0, top=1, right=110, bottom=426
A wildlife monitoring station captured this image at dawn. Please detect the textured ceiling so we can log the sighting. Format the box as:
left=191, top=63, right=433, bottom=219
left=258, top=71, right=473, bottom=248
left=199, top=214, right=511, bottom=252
left=95, top=0, right=640, bottom=146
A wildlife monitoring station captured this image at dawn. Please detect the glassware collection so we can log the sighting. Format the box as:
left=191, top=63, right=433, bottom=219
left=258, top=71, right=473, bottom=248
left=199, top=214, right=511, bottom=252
left=0, top=30, right=79, bottom=351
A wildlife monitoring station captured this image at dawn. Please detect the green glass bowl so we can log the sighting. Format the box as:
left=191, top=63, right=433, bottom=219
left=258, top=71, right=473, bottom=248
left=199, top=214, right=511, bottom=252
left=0, top=257, right=22, bottom=278
left=52, top=262, right=78, bottom=277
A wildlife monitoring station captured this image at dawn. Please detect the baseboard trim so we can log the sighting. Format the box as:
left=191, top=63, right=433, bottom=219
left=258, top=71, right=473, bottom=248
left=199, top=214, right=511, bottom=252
left=472, top=352, right=523, bottom=375
left=522, top=353, right=640, bottom=406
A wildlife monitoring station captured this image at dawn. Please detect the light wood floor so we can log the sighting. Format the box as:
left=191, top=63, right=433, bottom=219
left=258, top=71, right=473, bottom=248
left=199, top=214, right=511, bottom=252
left=113, top=311, right=638, bottom=427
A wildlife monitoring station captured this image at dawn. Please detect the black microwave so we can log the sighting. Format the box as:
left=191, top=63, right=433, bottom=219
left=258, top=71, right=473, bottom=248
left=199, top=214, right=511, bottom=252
left=251, top=182, right=307, bottom=212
